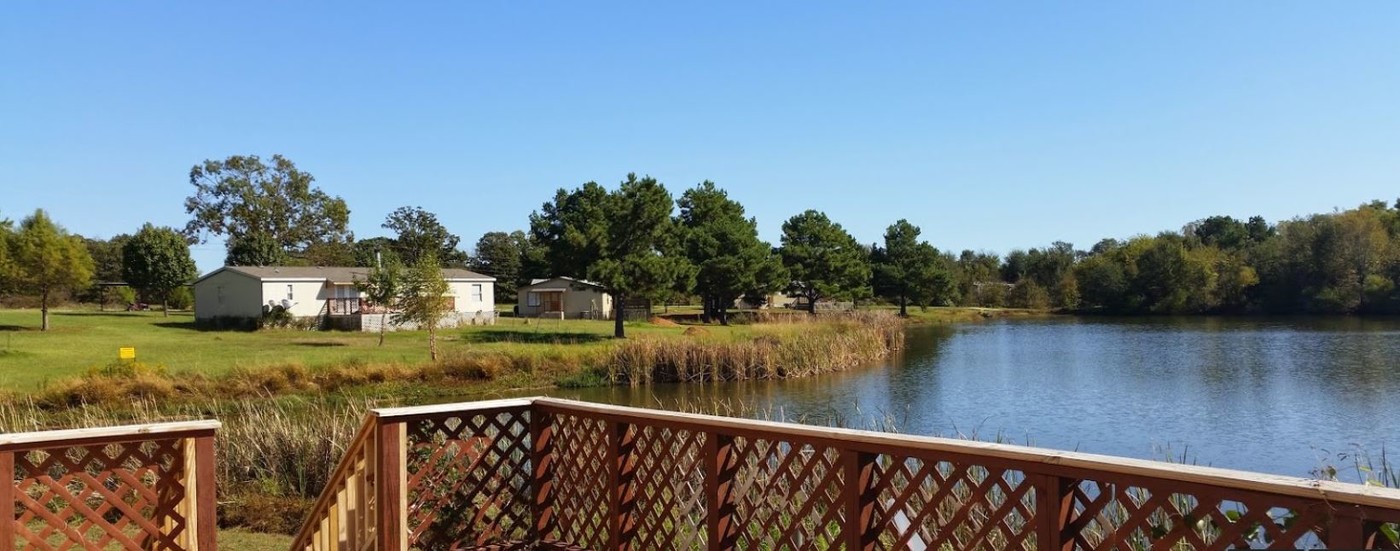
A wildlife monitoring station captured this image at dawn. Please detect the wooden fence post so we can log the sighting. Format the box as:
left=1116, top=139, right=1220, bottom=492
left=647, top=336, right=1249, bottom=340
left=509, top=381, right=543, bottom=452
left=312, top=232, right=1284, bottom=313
left=1327, top=507, right=1365, bottom=550
left=842, top=449, right=878, bottom=551
left=0, top=451, right=14, bottom=551
left=375, top=421, right=407, bottom=551
left=705, top=433, right=739, bottom=551
left=193, top=435, right=218, bottom=551
left=1033, top=474, right=1072, bottom=551
left=608, top=421, right=639, bottom=550
left=530, top=410, right=555, bottom=543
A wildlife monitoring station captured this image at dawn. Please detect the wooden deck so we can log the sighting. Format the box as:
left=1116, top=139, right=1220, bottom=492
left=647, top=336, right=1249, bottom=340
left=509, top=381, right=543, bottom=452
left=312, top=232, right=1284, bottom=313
left=291, top=397, right=1400, bottom=550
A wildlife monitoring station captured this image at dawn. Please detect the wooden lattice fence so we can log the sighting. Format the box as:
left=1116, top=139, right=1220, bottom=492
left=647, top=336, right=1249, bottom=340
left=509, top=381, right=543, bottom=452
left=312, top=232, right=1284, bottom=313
left=292, top=397, right=1400, bottom=551
left=0, top=420, right=219, bottom=551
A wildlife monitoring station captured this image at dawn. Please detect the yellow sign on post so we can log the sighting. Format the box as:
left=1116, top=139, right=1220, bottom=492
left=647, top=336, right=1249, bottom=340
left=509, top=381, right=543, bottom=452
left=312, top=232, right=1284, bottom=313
left=118, top=347, right=136, bottom=360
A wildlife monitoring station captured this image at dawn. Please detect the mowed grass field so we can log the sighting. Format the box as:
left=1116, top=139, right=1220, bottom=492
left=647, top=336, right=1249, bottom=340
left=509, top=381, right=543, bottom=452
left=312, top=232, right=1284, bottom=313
left=0, top=308, right=741, bottom=390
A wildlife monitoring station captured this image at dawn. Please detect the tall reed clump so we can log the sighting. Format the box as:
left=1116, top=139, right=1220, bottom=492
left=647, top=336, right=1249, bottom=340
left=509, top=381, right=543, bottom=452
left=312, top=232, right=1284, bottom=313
left=215, top=397, right=369, bottom=533
left=609, top=312, right=904, bottom=384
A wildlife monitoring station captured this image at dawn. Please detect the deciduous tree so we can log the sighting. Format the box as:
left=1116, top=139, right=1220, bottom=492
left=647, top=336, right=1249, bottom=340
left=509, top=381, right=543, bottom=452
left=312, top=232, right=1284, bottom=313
left=355, top=259, right=403, bottom=347
left=184, top=154, right=351, bottom=264
left=352, top=237, right=399, bottom=268
left=80, top=234, right=130, bottom=305
left=122, top=224, right=198, bottom=316
left=395, top=255, right=452, bottom=360
left=225, top=233, right=286, bottom=266
left=469, top=230, right=531, bottom=303
left=11, top=210, right=94, bottom=330
left=0, top=217, right=14, bottom=297
left=382, top=206, right=467, bottom=267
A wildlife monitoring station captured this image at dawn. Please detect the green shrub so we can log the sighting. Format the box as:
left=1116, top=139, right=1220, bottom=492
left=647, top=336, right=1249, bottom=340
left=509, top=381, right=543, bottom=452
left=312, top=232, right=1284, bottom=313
left=167, top=287, right=194, bottom=310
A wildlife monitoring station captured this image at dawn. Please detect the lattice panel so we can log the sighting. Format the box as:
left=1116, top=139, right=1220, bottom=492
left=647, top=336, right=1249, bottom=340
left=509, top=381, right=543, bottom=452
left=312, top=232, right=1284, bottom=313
left=1065, top=478, right=1335, bottom=550
left=404, top=410, right=532, bottom=550
left=623, top=425, right=707, bottom=550
left=869, top=455, right=1035, bottom=551
left=729, top=436, right=844, bottom=550
left=13, top=440, right=188, bottom=551
left=541, top=412, right=610, bottom=550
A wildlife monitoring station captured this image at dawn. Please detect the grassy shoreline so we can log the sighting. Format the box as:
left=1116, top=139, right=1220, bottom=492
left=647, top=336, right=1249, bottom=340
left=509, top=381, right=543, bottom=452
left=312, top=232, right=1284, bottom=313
left=3, top=310, right=904, bottom=409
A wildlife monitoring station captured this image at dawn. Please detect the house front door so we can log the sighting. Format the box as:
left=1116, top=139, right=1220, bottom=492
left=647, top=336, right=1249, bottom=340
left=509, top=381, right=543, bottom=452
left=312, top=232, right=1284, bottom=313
left=542, top=292, right=563, bottom=313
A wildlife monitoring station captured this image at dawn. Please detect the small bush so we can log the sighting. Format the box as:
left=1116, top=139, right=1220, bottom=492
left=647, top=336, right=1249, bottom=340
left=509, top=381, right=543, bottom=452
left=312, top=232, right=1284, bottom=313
left=166, top=287, right=194, bottom=310
left=555, top=366, right=610, bottom=388
left=259, top=305, right=294, bottom=328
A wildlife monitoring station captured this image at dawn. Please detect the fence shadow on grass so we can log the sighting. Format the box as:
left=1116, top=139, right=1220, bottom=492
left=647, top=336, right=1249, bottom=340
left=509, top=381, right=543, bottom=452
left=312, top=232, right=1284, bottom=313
left=152, top=321, right=203, bottom=331
left=292, top=341, right=348, bottom=347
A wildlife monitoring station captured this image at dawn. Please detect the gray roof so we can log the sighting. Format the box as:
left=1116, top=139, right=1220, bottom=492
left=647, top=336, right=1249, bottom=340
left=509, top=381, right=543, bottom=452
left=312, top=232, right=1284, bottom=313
left=523, top=276, right=604, bottom=289
left=198, top=265, right=494, bottom=284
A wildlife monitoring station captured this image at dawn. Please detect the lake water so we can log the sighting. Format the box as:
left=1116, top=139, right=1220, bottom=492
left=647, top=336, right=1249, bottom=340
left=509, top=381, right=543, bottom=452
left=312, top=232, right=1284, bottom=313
left=555, top=317, right=1400, bottom=479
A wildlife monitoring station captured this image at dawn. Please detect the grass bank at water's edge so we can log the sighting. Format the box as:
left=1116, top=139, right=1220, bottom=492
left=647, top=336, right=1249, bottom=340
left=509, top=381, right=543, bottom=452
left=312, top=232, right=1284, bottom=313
left=10, top=310, right=903, bottom=409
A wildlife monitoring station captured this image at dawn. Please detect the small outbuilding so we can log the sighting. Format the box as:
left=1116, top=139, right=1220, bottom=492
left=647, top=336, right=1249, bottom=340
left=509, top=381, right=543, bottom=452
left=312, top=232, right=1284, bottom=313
left=192, top=265, right=496, bottom=329
left=516, top=277, right=612, bottom=319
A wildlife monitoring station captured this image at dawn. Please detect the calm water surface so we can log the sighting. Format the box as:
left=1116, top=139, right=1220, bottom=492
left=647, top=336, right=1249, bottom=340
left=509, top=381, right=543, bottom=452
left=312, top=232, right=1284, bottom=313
left=543, top=317, right=1400, bottom=479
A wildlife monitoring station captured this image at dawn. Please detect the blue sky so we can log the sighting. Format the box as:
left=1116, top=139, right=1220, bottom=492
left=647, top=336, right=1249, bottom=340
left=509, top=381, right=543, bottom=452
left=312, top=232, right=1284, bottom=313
left=3, top=2, right=1399, bottom=272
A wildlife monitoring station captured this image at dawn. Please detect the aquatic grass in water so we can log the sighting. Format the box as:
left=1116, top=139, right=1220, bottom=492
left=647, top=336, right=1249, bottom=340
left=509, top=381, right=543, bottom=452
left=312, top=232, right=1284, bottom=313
left=609, top=312, right=905, bottom=384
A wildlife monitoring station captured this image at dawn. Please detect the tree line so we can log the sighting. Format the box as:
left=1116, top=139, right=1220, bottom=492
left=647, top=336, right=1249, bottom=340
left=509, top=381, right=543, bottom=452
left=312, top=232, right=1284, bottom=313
left=5, top=152, right=1400, bottom=333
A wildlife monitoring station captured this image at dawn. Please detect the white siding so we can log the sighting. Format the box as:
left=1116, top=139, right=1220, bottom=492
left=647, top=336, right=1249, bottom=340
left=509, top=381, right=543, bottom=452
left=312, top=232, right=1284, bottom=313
left=193, top=270, right=264, bottom=320
left=259, top=279, right=331, bottom=318
left=446, top=280, right=495, bottom=314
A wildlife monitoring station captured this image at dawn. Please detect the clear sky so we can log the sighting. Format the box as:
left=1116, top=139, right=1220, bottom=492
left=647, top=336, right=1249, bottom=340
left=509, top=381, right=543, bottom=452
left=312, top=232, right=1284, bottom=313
left=4, top=2, right=1399, bottom=272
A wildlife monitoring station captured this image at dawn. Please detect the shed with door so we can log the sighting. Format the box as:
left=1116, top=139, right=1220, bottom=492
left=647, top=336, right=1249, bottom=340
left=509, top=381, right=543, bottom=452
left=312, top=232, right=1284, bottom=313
left=516, top=277, right=613, bottom=319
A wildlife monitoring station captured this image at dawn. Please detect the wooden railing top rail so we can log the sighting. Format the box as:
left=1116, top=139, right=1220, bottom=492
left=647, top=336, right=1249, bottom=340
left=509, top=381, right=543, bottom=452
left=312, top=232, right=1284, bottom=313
left=0, top=419, right=221, bottom=451
left=370, top=397, right=533, bottom=420
left=367, top=396, right=1400, bottom=511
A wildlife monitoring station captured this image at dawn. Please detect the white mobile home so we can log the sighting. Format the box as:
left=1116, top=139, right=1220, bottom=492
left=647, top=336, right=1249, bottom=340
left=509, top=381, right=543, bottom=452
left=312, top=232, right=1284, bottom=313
left=192, top=266, right=496, bottom=329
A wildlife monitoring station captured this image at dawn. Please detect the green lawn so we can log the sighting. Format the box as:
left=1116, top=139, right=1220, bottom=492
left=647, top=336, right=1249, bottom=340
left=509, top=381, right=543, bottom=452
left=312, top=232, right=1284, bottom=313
left=218, top=529, right=293, bottom=551
left=0, top=309, right=736, bottom=390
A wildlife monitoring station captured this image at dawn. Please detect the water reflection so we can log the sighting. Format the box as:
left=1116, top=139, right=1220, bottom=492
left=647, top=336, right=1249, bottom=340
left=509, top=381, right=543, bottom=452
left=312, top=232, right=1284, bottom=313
left=538, top=317, right=1400, bottom=478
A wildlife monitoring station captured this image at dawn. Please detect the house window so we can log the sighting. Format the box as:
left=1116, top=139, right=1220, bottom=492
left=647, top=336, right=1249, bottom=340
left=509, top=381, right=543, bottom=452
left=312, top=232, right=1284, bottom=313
left=471, top=284, right=483, bottom=302
left=287, top=285, right=294, bottom=301
left=527, top=292, right=540, bottom=307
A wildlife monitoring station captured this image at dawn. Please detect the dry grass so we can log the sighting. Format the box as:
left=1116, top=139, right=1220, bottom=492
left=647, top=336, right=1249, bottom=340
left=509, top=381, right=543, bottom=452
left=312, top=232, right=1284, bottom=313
left=609, top=311, right=904, bottom=383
